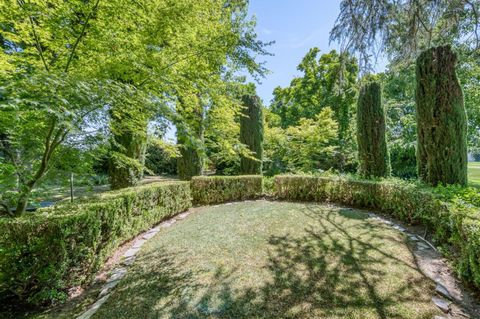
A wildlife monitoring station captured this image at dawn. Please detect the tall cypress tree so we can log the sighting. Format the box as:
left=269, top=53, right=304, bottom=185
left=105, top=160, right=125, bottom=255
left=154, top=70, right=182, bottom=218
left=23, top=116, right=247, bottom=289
left=240, top=94, right=264, bottom=174
left=356, top=80, right=390, bottom=178
left=415, top=45, right=468, bottom=186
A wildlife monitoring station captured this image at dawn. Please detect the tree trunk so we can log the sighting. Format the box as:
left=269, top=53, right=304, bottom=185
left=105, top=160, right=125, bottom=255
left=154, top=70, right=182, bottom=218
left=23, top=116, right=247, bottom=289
left=415, top=45, right=468, bottom=186
left=14, top=183, right=34, bottom=216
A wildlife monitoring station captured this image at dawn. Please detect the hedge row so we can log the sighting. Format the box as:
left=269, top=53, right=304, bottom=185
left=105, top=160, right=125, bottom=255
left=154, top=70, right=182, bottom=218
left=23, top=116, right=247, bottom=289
left=0, top=182, right=191, bottom=305
left=274, top=175, right=480, bottom=289
left=191, top=175, right=263, bottom=205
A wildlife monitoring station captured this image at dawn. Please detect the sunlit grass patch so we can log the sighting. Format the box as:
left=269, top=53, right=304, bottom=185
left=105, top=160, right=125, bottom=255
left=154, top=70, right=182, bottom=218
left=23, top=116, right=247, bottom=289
left=92, top=201, right=440, bottom=319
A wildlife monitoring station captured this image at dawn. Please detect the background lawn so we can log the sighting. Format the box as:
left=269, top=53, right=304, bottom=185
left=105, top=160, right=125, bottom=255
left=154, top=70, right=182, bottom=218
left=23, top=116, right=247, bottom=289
left=469, top=162, right=480, bottom=186
left=91, top=201, right=440, bottom=319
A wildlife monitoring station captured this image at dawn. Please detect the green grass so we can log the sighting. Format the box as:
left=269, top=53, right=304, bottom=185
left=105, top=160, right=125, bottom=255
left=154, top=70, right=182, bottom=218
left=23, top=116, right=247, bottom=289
left=469, top=162, right=480, bottom=186
left=87, top=201, right=440, bottom=319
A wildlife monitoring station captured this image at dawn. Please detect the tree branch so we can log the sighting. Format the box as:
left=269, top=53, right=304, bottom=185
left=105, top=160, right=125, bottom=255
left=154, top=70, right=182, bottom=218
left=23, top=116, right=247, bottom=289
left=17, top=0, right=49, bottom=72
left=465, top=0, right=479, bottom=49
left=64, top=0, right=101, bottom=72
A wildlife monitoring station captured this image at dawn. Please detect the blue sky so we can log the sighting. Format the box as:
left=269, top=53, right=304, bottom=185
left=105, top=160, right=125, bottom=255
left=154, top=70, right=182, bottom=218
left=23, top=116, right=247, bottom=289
left=248, top=0, right=386, bottom=104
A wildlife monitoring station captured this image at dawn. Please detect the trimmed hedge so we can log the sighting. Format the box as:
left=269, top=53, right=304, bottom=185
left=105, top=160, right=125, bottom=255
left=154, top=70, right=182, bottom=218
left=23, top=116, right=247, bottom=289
left=0, top=182, right=191, bottom=305
left=191, top=175, right=263, bottom=205
left=274, top=175, right=480, bottom=289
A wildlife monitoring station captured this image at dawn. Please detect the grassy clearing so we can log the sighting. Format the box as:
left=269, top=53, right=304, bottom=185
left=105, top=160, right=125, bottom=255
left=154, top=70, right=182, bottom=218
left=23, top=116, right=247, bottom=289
left=469, top=162, right=480, bottom=186
left=90, top=201, right=439, bottom=319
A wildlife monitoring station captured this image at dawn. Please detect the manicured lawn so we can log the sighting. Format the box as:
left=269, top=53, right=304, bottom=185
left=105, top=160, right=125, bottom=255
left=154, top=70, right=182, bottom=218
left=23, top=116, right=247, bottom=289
left=469, top=162, right=480, bottom=186
left=91, top=201, right=439, bottom=319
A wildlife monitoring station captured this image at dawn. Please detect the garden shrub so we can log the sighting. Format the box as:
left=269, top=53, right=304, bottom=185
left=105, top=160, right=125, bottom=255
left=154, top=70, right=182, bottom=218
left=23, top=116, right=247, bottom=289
left=274, top=175, right=480, bottom=289
left=191, top=175, right=263, bottom=205
left=0, top=182, right=191, bottom=306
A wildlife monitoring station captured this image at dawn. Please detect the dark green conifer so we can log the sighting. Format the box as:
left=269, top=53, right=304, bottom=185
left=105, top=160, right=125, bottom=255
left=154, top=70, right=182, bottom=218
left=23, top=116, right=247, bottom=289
left=415, top=45, right=467, bottom=186
left=240, top=94, right=264, bottom=174
left=357, top=80, right=390, bottom=178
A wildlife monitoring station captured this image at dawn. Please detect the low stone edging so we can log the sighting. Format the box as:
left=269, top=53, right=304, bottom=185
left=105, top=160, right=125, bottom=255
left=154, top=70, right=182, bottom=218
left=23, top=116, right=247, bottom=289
left=76, top=210, right=192, bottom=319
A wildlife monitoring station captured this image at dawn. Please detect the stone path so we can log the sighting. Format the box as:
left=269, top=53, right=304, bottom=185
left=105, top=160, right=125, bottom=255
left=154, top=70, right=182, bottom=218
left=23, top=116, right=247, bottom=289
left=76, top=211, right=192, bottom=319
left=365, top=211, right=477, bottom=319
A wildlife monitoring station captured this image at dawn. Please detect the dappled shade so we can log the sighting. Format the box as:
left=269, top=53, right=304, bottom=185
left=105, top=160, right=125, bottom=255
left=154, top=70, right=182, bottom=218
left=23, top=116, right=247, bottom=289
left=93, top=201, right=439, bottom=319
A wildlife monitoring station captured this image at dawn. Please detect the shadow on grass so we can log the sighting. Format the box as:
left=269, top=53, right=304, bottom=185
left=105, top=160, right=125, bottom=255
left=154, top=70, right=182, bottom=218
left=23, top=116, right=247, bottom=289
left=95, top=205, right=436, bottom=319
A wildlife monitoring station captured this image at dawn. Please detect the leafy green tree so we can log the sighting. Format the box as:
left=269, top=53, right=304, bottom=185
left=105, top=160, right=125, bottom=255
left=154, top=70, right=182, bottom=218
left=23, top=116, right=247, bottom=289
left=239, top=94, right=263, bottom=174
left=145, top=138, right=178, bottom=176
left=357, top=79, right=390, bottom=178
left=108, top=87, right=152, bottom=189
left=416, top=45, right=468, bottom=186
left=457, top=47, right=480, bottom=158
left=203, top=80, right=255, bottom=175
left=264, top=108, right=338, bottom=174
left=382, top=48, right=480, bottom=178
left=0, top=73, right=106, bottom=215
left=0, top=0, right=270, bottom=211
left=271, top=49, right=357, bottom=131
left=270, top=49, right=358, bottom=171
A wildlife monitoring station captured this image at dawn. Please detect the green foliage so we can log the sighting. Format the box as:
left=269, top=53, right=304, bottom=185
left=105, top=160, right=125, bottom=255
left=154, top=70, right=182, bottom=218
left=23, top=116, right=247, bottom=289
left=0, top=182, right=191, bottom=305
left=416, top=45, right=468, bottom=186
left=1, top=0, right=270, bottom=209
left=0, top=72, right=107, bottom=214
left=381, top=64, right=417, bottom=179
left=176, top=93, right=205, bottom=180
left=240, top=94, right=264, bottom=174
left=203, top=81, right=261, bottom=175
left=204, top=87, right=243, bottom=175
left=433, top=184, right=480, bottom=208
left=108, top=85, right=155, bottom=189
left=274, top=175, right=480, bottom=289
left=145, top=139, right=178, bottom=176
left=271, top=49, right=357, bottom=130
left=389, top=142, right=417, bottom=179
left=356, top=80, right=390, bottom=178
left=269, top=49, right=358, bottom=172
left=264, top=108, right=338, bottom=174
left=191, top=175, right=263, bottom=205
left=457, top=47, right=480, bottom=156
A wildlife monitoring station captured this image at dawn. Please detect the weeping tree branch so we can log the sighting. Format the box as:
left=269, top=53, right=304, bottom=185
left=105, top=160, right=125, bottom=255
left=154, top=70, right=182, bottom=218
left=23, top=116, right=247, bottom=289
left=465, top=0, right=479, bottom=49
left=330, top=0, right=479, bottom=70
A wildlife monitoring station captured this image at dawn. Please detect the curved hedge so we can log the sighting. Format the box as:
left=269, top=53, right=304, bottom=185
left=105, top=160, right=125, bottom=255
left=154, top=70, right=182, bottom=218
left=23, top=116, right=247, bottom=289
left=0, top=182, right=191, bottom=305
left=2, top=174, right=479, bottom=307
left=191, top=175, right=263, bottom=205
left=274, top=175, right=480, bottom=289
